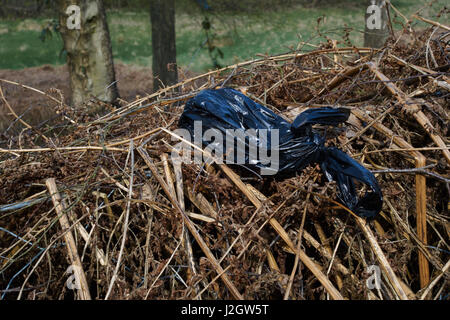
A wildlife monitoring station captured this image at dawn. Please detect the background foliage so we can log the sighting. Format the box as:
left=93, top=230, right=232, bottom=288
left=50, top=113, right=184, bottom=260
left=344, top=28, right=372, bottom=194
left=0, top=0, right=447, bottom=71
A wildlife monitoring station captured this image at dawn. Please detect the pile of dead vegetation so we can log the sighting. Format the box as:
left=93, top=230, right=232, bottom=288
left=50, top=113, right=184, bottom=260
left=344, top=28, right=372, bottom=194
left=0, top=15, right=448, bottom=300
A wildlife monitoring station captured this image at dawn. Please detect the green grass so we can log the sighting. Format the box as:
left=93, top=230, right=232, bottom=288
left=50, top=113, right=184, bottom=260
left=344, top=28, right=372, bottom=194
left=0, top=0, right=447, bottom=72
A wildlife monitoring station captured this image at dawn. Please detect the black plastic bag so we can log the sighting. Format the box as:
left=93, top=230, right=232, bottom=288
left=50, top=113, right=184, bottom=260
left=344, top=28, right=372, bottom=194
left=178, top=88, right=382, bottom=218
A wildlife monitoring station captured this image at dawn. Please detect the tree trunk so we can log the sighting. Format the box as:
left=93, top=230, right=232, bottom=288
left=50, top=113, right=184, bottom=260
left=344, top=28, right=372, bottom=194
left=150, top=0, right=178, bottom=92
left=57, top=0, right=118, bottom=106
left=364, top=0, right=389, bottom=48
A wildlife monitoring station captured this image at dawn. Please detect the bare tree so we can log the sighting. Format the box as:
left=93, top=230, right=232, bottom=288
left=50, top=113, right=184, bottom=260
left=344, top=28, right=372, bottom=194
left=150, top=0, right=178, bottom=92
left=364, top=0, right=389, bottom=48
left=57, top=0, right=118, bottom=106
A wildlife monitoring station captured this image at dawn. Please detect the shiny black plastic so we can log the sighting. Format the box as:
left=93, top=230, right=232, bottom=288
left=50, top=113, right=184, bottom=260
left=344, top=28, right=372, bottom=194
left=178, top=88, right=382, bottom=218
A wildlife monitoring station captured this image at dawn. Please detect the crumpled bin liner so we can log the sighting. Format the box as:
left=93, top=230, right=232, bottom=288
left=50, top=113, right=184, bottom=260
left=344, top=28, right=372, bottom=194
left=178, top=88, right=382, bottom=218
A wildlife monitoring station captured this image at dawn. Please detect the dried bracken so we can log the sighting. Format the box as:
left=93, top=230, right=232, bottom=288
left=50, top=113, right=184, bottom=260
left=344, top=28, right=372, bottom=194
left=0, top=14, right=448, bottom=300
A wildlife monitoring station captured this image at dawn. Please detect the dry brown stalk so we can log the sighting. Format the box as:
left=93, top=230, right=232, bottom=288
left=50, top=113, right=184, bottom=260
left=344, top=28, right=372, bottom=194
left=172, top=157, right=200, bottom=298
left=388, top=54, right=450, bottom=91
left=355, top=217, right=409, bottom=300
left=284, top=192, right=310, bottom=300
left=351, top=108, right=431, bottom=290
left=316, top=64, right=368, bottom=97
left=137, top=147, right=244, bottom=300
left=314, top=222, right=344, bottom=290
left=45, top=178, right=91, bottom=300
left=290, top=184, right=411, bottom=300
left=186, top=187, right=219, bottom=219
left=415, top=156, right=430, bottom=289
left=412, top=14, right=450, bottom=31
left=419, top=259, right=450, bottom=300
left=385, top=199, right=444, bottom=272
left=0, top=85, right=50, bottom=143
left=105, top=142, right=135, bottom=300
left=95, top=47, right=375, bottom=123
left=269, top=218, right=344, bottom=300
left=106, top=127, right=162, bottom=147
left=217, top=164, right=344, bottom=300
left=367, top=61, right=450, bottom=164
left=0, top=146, right=127, bottom=154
